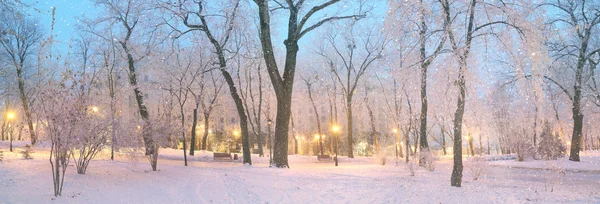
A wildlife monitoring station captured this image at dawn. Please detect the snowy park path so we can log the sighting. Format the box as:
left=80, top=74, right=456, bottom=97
left=1, top=149, right=600, bottom=203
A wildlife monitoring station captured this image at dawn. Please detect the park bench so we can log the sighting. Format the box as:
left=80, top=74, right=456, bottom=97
left=317, top=154, right=331, bottom=161
left=213, top=152, right=232, bottom=162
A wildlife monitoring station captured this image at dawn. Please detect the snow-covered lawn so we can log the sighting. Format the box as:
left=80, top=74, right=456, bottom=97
left=489, top=151, right=600, bottom=173
left=1, top=141, right=599, bottom=203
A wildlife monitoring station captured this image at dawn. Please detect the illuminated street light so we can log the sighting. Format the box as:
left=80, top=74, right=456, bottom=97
left=7, top=112, right=15, bottom=152
left=332, top=125, right=340, bottom=166
left=7, top=112, right=15, bottom=120
left=91, top=106, right=99, bottom=113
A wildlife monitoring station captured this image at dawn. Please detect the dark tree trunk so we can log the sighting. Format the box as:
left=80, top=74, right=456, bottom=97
left=121, top=42, right=154, bottom=158
left=221, top=69, right=252, bottom=165
left=16, top=65, right=36, bottom=145
left=418, top=33, right=429, bottom=167
left=569, top=30, right=591, bottom=162
left=196, top=11, right=252, bottom=164
left=273, top=89, right=293, bottom=167
left=180, top=106, right=188, bottom=166
left=346, top=96, right=354, bottom=158
left=253, top=0, right=357, bottom=168
left=367, top=105, right=376, bottom=152
left=441, top=126, right=447, bottom=155
left=201, top=114, right=210, bottom=150
left=190, top=105, right=198, bottom=156
left=451, top=69, right=466, bottom=187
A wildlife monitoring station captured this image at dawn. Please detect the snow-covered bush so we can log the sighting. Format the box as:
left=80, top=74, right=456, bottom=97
left=537, top=122, right=566, bottom=160
left=466, top=156, right=488, bottom=180
left=406, top=156, right=418, bottom=176
left=510, top=127, right=534, bottom=161
left=420, top=151, right=436, bottom=171
left=374, top=150, right=387, bottom=165
left=544, top=161, right=565, bottom=192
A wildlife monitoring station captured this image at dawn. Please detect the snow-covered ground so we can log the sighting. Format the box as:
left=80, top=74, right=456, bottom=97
left=1, top=141, right=599, bottom=203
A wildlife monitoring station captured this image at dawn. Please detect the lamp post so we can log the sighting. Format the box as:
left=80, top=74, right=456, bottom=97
left=7, top=112, right=15, bottom=152
left=267, top=119, right=273, bottom=166
left=332, top=125, right=340, bottom=166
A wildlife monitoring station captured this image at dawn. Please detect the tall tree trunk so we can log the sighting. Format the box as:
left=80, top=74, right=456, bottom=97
left=346, top=95, right=354, bottom=158
left=201, top=114, right=210, bottom=150
left=121, top=43, right=154, bottom=158
left=367, top=105, right=376, bottom=152
left=273, top=89, right=293, bottom=167
left=306, top=80, right=323, bottom=155
left=180, top=106, right=187, bottom=166
left=16, top=65, right=36, bottom=145
left=569, top=31, right=590, bottom=161
left=418, top=28, right=430, bottom=167
left=441, top=126, right=447, bottom=155
left=221, top=69, right=252, bottom=164
left=190, top=103, right=198, bottom=156
left=199, top=13, right=251, bottom=164
left=451, top=63, right=467, bottom=187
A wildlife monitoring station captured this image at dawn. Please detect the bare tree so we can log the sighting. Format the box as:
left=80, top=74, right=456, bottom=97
left=252, top=0, right=367, bottom=167
left=162, top=44, right=202, bottom=166
left=0, top=11, right=43, bottom=145
left=239, top=63, right=266, bottom=156
left=163, top=0, right=252, bottom=164
left=318, top=24, right=387, bottom=158
left=301, top=74, right=324, bottom=156
left=441, top=0, right=525, bottom=187
left=539, top=0, right=600, bottom=161
left=87, top=0, right=161, bottom=170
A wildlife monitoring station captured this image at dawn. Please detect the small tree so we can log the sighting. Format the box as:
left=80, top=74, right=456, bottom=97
left=39, top=74, right=84, bottom=197
left=537, top=121, right=566, bottom=160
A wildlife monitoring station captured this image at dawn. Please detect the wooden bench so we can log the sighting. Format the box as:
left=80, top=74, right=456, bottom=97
left=317, top=154, right=332, bottom=161
left=213, top=152, right=232, bottom=162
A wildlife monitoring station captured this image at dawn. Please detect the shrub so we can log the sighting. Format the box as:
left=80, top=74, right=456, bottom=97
left=419, top=151, right=436, bottom=171
left=406, top=156, right=418, bottom=176
left=375, top=151, right=387, bottom=166
left=544, top=161, right=565, bottom=192
left=466, top=156, right=488, bottom=180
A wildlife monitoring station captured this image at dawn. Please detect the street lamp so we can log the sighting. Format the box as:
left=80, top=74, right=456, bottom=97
left=91, top=106, right=99, bottom=113
left=7, top=112, right=15, bottom=152
left=267, top=119, right=273, bottom=166
left=332, top=125, right=340, bottom=166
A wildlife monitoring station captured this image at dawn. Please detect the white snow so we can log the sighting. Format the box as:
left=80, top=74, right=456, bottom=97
left=1, top=141, right=599, bottom=203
